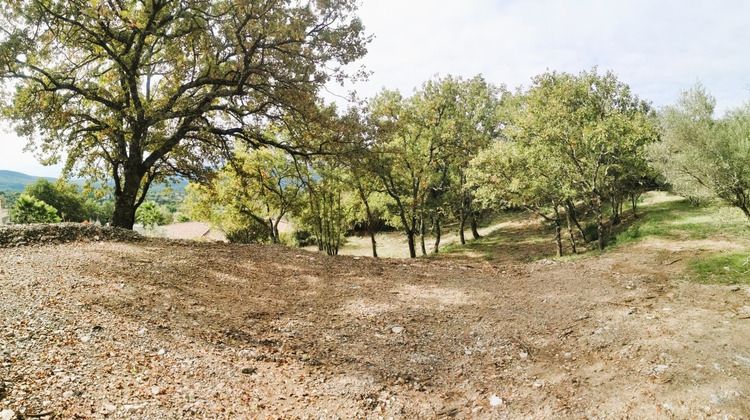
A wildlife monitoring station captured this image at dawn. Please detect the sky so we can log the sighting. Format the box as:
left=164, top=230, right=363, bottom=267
left=2, top=0, right=750, bottom=178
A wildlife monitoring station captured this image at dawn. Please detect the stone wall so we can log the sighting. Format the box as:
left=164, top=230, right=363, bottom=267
left=0, top=223, right=142, bottom=248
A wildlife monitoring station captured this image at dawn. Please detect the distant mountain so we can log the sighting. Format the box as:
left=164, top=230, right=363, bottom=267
left=0, top=169, right=190, bottom=198
left=0, top=170, right=57, bottom=192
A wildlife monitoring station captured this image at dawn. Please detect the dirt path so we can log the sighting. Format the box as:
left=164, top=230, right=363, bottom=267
left=1, top=238, right=749, bottom=419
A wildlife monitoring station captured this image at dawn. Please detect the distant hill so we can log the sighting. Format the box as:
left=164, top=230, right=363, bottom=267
left=0, top=170, right=189, bottom=196
left=0, top=170, right=57, bottom=192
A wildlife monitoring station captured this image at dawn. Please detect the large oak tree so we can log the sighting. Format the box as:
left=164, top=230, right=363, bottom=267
left=0, top=0, right=368, bottom=228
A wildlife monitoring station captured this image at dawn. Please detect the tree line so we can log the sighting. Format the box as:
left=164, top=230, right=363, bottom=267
left=2, top=1, right=748, bottom=258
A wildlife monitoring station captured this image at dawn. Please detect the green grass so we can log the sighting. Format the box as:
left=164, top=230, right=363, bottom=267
left=689, top=252, right=750, bottom=285
left=318, top=191, right=750, bottom=285
left=611, top=193, right=750, bottom=246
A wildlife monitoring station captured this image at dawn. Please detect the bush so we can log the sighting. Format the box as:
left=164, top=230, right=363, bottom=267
left=11, top=194, right=61, bottom=224
left=225, top=219, right=272, bottom=244
left=293, top=229, right=316, bottom=247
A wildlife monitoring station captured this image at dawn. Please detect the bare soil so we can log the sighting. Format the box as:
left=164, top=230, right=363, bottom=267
left=1, top=235, right=750, bottom=419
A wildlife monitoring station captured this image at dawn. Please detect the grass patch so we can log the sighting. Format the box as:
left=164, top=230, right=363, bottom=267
left=689, top=252, right=750, bottom=285
left=611, top=192, right=750, bottom=246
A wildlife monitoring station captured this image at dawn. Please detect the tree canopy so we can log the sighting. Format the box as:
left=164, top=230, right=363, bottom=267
left=0, top=0, right=369, bottom=228
left=651, top=84, right=750, bottom=218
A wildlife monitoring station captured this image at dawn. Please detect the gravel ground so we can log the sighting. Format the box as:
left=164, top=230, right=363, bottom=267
left=1, top=236, right=750, bottom=419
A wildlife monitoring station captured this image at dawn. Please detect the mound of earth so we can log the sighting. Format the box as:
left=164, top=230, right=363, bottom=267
left=1, top=237, right=749, bottom=418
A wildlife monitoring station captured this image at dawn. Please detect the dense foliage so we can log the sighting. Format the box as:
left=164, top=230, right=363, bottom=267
left=0, top=0, right=369, bottom=229
left=11, top=194, right=61, bottom=224
left=469, top=69, right=658, bottom=253
left=650, top=84, right=750, bottom=218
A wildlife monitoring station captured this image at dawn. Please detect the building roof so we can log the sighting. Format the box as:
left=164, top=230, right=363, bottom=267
left=160, top=222, right=226, bottom=241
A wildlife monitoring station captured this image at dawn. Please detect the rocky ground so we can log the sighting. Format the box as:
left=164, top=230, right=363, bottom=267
left=1, top=229, right=750, bottom=419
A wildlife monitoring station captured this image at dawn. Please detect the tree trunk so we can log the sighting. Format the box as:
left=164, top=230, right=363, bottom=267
left=554, top=205, right=563, bottom=257
left=433, top=216, right=441, bottom=254
left=470, top=212, right=481, bottom=240
left=272, top=218, right=282, bottom=244
left=112, top=167, right=145, bottom=229
left=595, top=198, right=606, bottom=251
left=566, top=199, right=587, bottom=243
left=459, top=212, right=467, bottom=245
left=369, top=227, right=378, bottom=258
left=420, top=218, right=427, bottom=256
left=406, top=229, right=416, bottom=258
left=566, top=206, right=578, bottom=254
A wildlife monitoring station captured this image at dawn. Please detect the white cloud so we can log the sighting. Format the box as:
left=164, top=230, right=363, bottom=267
left=345, top=0, right=750, bottom=114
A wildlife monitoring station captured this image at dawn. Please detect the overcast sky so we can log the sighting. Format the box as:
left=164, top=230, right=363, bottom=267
left=2, top=0, right=749, bottom=177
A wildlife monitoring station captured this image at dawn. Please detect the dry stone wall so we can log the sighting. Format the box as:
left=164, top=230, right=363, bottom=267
left=0, top=223, right=142, bottom=248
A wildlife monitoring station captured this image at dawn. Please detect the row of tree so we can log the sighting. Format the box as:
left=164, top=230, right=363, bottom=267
left=185, top=69, right=658, bottom=257
left=187, top=70, right=750, bottom=259
left=1, top=1, right=748, bottom=258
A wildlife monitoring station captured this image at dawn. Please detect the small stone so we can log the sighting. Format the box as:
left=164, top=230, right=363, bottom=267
left=137, top=328, right=147, bottom=336
left=241, top=367, right=257, bottom=375
left=157, top=349, right=165, bottom=356
left=123, top=403, right=146, bottom=413
left=652, top=365, right=668, bottom=375
left=391, top=326, right=404, bottom=334
left=472, top=406, right=484, bottom=413
left=489, top=394, right=503, bottom=406
left=519, top=352, right=528, bottom=359
left=103, top=403, right=117, bottom=413
left=80, top=335, right=91, bottom=343
left=0, top=409, right=15, bottom=420
left=151, top=386, right=161, bottom=396
left=63, top=390, right=75, bottom=398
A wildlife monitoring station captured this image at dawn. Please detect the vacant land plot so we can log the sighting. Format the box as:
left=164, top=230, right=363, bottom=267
left=1, top=194, right=750, bottom=419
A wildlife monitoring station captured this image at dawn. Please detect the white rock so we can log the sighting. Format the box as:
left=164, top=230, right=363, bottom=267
left=489, top=394, right=503, bottom=406
left=62, top=390, right=75, bottom=398
left=123, top=403, right=147, bottom=413
left=103, top=403, right=117, bottom=413
left=0, top=409, right=16, bottom=420
left=157, top=349, right=166, bottom=356
left=653, top=365, right=668, bottom=375
left=391, top=326, right=404, bottom=334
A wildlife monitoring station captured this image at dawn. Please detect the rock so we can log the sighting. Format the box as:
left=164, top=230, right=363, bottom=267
left=489, top=394, right=503, bottom=406
left=0, top=409, right=15, bottom=420
left=123, top=403, right=147, bottom=413
left=391, top=326, right=404, bottom=334
left=63, top=390, right=75, bottom=398
left=103, top=403, right=117, bottom=413
left=241, top=367, right=257, bottom=375
left=652, top=365, right=668, bottom=375
left=735, top=354, right=750, bottom=366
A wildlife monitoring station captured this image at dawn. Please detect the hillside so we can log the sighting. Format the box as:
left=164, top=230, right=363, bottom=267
left=0, top=170, right=57, bottom=192
left=0, top=169, right=189, bottom=198
left=1, top=209, right=749, bottom=418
